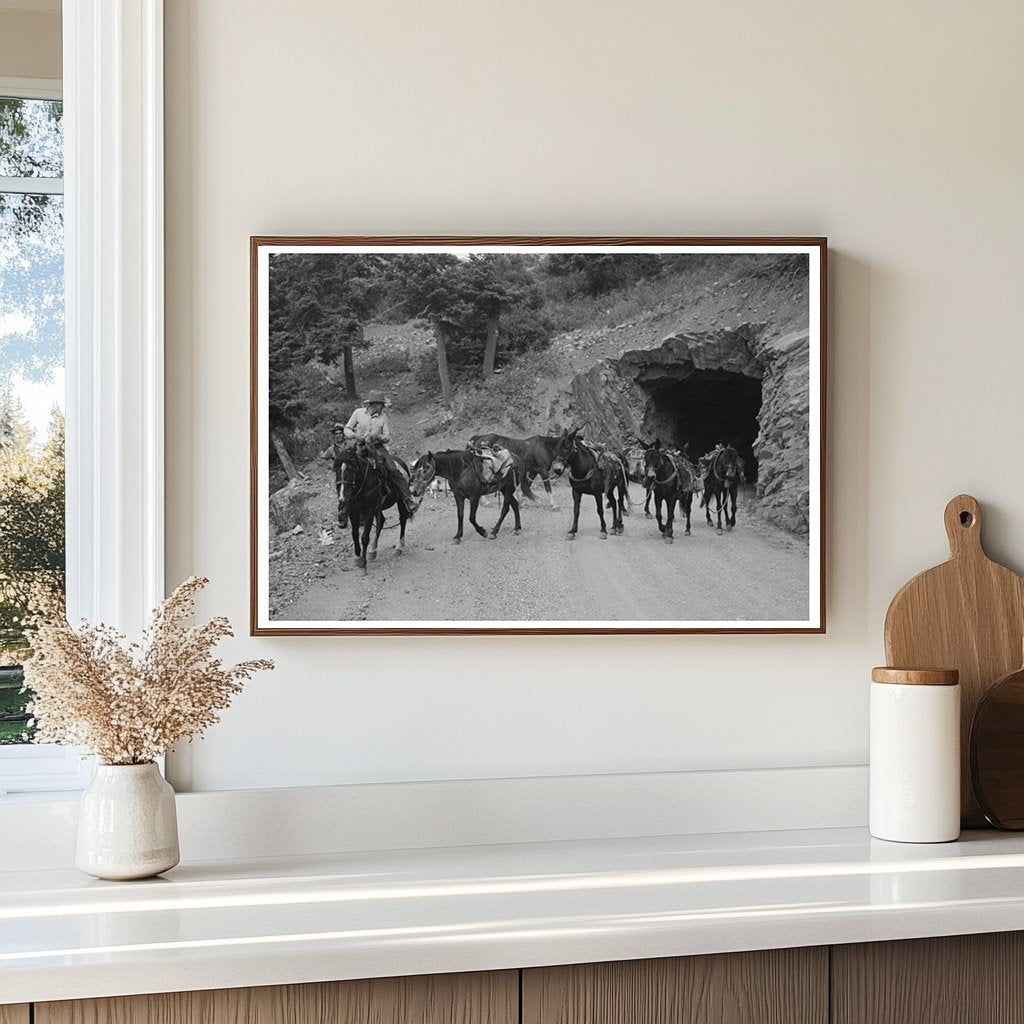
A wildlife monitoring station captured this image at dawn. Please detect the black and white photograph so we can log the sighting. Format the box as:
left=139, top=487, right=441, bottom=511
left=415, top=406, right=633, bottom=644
left=251, top=238, right=825, bottom=634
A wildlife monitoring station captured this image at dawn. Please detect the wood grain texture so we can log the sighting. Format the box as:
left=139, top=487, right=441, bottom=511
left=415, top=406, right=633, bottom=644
left=884, top=494, right=1024, bottom=826
left=871, top=667, right=959, bottom=686
left=0, top=1007, right=30, bottom=1024
left=970, top=657, right=1024, bottom=827
left=832, top=932, right=1024, bottom=1024
left=522, top=949, right=828, bottom=1024
left=36, top=971, right=517, bottom=1024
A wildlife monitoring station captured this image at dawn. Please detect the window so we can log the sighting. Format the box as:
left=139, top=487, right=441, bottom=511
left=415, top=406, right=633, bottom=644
left=0, top=5, right=166, bottom=798
left=0, top=79, right=81, bottom=795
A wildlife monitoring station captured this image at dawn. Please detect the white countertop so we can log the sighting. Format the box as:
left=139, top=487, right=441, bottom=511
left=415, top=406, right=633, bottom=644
left=4, top=826, right=1024, bottom=1004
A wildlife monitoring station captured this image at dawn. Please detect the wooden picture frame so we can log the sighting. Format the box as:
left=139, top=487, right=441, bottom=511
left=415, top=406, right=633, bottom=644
left=251, top=237, right=826, bottom=635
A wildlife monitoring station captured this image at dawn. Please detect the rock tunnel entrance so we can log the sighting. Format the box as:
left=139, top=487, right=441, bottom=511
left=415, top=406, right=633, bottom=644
left=639, top=368, right=763, bottom=480
left=554, top=325, right=809, bottom=532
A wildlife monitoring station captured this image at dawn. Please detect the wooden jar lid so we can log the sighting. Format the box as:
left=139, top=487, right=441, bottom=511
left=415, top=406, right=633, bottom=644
left=871, top=667, right=960, bottom=686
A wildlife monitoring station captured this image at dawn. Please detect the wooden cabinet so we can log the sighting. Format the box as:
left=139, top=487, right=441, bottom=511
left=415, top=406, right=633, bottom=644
left=832, top=932, right=1024, bottom=1024
left=34, top=971, right=517, bottom=1024
left=522, top=948, right=828, bottom=1024
left=13, top=933, right=1024, bottom=1024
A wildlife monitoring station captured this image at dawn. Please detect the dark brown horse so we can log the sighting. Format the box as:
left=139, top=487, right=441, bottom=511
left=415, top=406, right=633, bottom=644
left=410, top=449, right=522, bottom=543
left=700, top=444, right=745, bottom=533
left=625, top=443, right=657, bottom=517
left=469, top=433, right=557, bottom=509
left=641, top=439, right=699, bottom=542
left=551, top=428, right=628, bottom=539
left=333, top=439, right=410, bottom=572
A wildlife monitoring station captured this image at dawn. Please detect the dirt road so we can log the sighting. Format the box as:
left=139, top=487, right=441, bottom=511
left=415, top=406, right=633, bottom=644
left=278, top=479, right=809, bottom=625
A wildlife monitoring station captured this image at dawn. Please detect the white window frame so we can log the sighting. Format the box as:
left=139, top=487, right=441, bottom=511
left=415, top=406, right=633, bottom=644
left=0, top=0, right=165, bottom=797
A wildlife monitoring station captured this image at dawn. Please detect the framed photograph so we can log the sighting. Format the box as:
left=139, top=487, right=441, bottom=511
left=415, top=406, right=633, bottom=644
left=251, top=236, right=826, bottom=635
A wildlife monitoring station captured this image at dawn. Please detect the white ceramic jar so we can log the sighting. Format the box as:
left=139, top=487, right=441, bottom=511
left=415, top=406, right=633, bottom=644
left=76, top=762, right=180, bottom=880
left=870, top=667, right=961, bottom=843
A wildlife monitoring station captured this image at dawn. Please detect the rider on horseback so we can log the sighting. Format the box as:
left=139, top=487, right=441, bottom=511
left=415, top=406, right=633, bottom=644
left=339, top=391, right=419, bottom=519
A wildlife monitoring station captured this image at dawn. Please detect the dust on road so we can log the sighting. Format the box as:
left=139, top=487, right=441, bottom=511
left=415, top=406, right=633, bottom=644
left=278, top=479, right=810, bottom=625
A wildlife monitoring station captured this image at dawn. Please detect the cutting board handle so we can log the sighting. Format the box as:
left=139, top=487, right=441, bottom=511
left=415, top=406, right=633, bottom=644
left=944, top=494, right=983, bottom=558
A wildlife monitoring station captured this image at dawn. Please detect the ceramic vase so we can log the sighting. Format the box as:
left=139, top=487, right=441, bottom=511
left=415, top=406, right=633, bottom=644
left=76, top=762, right=180, bottom=880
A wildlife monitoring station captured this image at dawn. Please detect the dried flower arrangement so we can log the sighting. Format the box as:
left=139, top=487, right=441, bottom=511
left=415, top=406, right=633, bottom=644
left=23, top=577, right=273, bottom=765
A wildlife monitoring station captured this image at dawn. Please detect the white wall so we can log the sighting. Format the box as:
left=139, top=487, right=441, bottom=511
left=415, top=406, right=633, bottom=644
left=164, top=0, right=1024, bottom=792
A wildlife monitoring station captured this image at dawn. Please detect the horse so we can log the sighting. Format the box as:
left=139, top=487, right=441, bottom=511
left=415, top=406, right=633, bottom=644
left=640, top=439, right=699, bottom=543
left=333, top=439, right=410, bottom=572
left=409, top=449, right=522, bottom=543
left=551, top=427, right=629, bottom=540
left=700, top=444, right=745, bottom=533
left=606, top=445, right=633, bottom=519
left=469, top=433, right=557, bottom=509
left=625, top=444, right=657, bottom=517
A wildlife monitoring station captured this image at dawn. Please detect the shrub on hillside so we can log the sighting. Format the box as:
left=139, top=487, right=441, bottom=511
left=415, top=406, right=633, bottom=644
left=359, top=345, right=412, bottom=376
left=454, top=349, right=561, bottom=430
left=413, top=348, right=441, bottom=391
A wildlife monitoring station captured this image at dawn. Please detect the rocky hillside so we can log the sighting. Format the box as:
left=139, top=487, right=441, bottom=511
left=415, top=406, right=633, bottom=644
left=549, top=322, right=812, bottom=533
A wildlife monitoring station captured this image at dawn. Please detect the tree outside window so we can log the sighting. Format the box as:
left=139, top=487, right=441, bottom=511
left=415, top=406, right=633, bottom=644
left=0, top=94, right=65, bottom=744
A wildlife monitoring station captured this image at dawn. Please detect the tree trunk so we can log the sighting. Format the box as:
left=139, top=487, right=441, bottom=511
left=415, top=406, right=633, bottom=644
left=271, top=430, right=304, bottom=481
left=342, top=325, right=361, bottom=400
left=434, top=324, right=453, bottom=408
left=482, top=309, right=500, bottom=377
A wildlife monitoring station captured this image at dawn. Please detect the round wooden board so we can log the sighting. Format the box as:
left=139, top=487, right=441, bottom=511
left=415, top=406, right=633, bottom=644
left=971, top=664, right=1024, bottom=829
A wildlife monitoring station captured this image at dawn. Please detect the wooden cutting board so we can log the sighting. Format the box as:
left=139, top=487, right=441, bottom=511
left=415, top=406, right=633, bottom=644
left=884, top=494, right=1024, bottom=826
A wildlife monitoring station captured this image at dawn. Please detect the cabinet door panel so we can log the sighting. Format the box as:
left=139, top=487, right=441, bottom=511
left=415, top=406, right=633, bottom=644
left=523, top=948, right=827, bottom=1024
left=0, top=1007, right=29, bottom=1024
left=832, top=932, right=1024, bottom=1024
left=36, top=970, right=518, bottom=1024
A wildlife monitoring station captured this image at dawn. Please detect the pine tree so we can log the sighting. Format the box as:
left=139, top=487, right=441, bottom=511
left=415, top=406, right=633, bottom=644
left=0, top=391, right=65, bottom=663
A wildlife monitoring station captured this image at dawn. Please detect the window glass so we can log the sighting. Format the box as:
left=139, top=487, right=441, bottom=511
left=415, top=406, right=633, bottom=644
left=0, top=98, right=65, bottom=745
left=0, top=97, right=63, bottom=178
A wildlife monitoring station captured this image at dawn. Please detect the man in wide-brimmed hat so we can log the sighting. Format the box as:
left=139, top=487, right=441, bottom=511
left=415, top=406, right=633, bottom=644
left=341, top=391, right=418, bottom=517
left=344, top=391, right=389, bottom=443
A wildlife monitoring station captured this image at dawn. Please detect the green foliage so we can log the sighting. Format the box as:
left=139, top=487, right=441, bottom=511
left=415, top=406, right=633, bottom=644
left=0, top=397, right=65, bottom=741
left=0, top=99, right=65, bottom=740
left=0, top=398, right=65, bottom=649
left=0, top=97, right=63, bottom=238
left=0, top=665, right=31, bottom=744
